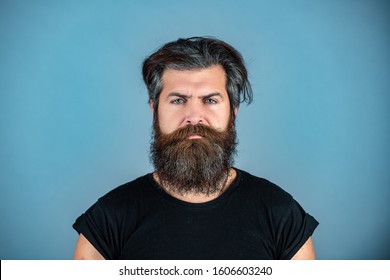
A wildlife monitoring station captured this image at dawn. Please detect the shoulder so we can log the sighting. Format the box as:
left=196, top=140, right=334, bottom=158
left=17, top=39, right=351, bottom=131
left=237, top=169, right=292, bottom=200
left=97, top=173, right=153, bottom=209
left=74, top=173, right=154, bottom=260
left=236, top=169, right=294, bottom=210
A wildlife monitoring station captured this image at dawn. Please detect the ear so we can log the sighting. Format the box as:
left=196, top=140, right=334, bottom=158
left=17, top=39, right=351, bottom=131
left=230, top=107, right=239, bottom=126
left=149, top=100, right=155, bottom=118
left=233, top=107, right=239, bottom=117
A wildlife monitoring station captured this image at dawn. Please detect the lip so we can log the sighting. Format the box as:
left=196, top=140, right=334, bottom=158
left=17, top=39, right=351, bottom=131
left=187, top=133, right=202, bottom=139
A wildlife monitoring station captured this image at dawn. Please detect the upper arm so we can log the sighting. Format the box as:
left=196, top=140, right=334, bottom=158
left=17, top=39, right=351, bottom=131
left=291, top=236, right=316, bottom=260
left=73, top=234, right=105, bottom=260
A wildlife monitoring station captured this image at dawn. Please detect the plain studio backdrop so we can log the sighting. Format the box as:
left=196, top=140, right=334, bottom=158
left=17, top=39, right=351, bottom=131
left=0, top=0, right=389, bottom=260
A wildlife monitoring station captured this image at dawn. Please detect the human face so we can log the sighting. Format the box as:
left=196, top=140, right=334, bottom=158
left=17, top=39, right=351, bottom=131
left=151, top=65, right=236, bottom=136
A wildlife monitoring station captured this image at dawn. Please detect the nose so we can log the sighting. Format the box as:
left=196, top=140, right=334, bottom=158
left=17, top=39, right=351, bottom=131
left=185, top=102, right=205, bottom=125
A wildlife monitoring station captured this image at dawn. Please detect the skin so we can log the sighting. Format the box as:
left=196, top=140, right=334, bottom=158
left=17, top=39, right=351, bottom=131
left=153, top=65, right=235, bottom=135
left=74, top=234, right=104, bottom=260
left=74, top=65, right=316, bottom=260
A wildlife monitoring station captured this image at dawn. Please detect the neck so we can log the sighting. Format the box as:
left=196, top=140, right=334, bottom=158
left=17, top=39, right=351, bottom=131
left=153, top=168, right=237, bottom=203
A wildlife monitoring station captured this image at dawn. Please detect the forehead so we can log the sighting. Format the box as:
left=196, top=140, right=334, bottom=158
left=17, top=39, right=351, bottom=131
left=161, top=65, right=227, bottom=93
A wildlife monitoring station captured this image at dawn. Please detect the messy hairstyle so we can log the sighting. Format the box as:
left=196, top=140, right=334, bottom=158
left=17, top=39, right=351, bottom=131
left=142, top=37, right=253, bottom=114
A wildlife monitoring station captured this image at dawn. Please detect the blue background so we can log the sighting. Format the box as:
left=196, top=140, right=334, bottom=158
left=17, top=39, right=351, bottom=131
left=1, top=0, right=389, bottom=259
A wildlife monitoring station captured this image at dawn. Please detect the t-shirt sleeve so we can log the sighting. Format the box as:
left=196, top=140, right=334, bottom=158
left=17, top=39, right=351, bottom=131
left=277, top=198, right=319, bottom=260
left=73, top=200, right=117, bottom=260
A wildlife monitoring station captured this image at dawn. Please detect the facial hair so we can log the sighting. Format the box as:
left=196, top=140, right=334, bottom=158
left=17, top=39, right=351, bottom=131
left=150, top=121, right=237, bottom=196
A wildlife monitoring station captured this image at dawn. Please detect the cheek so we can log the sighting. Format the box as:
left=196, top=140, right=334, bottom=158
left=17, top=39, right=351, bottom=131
left=212, top=107, right=232, bottom=127
left=156, top=111, right=181, bottom=134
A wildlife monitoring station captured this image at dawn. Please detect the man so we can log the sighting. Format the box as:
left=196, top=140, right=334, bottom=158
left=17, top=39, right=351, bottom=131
left=73, top=37, right=318, bottom=260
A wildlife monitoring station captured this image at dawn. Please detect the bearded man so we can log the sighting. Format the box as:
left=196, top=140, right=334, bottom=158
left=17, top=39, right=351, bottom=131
left=73, top=37, right=318, bottom=260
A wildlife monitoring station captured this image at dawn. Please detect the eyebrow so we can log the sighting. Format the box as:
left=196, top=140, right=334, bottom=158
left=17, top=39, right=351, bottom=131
left=166, top=92, right=224, bottom=100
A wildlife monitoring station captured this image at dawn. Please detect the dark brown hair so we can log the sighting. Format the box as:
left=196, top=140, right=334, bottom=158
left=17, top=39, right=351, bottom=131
left=142, top=37, right=253, bottom=114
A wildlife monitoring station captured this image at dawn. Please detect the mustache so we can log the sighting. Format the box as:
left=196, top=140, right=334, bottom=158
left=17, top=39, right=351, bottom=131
left=159, top=124, right=226, bottom=143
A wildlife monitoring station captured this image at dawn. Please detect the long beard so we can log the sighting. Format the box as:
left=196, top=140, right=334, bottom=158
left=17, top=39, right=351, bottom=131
left=150, top=122, right=237, bottom=196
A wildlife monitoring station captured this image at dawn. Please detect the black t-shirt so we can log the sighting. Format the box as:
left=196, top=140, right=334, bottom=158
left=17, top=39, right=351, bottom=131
left=73, top=169, right=318, bottom=259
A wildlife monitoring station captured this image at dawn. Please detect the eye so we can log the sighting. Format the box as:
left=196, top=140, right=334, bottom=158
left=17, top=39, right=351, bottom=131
left=171, top=98, right=185, bottom=105
left=204, top=98, right=217, bottom=104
